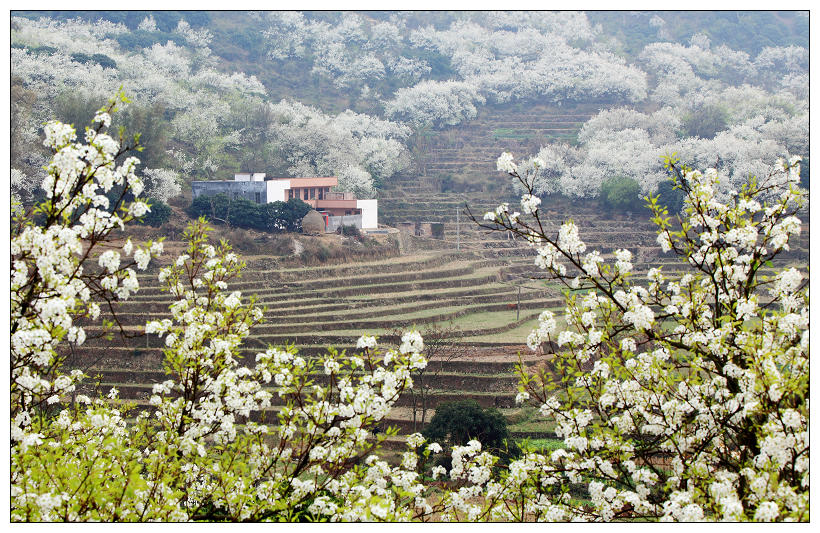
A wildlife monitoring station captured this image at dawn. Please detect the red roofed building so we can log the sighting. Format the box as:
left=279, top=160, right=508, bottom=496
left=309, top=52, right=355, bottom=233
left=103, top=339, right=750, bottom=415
left=192, top=173, right=378, bottom=230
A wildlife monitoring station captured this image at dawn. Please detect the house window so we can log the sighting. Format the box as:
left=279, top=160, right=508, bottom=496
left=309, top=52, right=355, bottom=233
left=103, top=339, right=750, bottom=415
left=288, top=189, right=293, bottom=200
left=303, top=189, right=309, bottom=200
left=310, top=188, right=316, bottom=199
left=255, top=192, right=262, bottom=204
left=318, top=188, right=323, bottom=200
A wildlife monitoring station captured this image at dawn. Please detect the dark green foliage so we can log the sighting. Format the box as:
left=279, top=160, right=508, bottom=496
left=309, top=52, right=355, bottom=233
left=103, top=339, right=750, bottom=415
left=112, top=103, right=171, bottom=169
left=69, top=52, right=117, bottom=69
left=114, top=30, right=162, bottom=50
left=70, top=52, right=92, bottom=64
left=227, top=199, right=267, bottom=229
left=189, top=193, right=229, bottom=223
left=681, top=103, right=730, bottom=140
left=136, top=199, right=172, bottom=227
left=183, top=12, right=211, bottom=28
left=599, top=176, right=645, bottom=213
left=422, top=399, right=514, bottom=456
left=25, top=45, right=58, bottom=56
left=152, top=12, right=183, bottom=32
left=189, top=193, right=236, bottom=225
left=49, top=95, right=168, bottom=168
left=655, top=179, right=685, bottom=214
left=271, top=199, right=312, bottom=232
left=799, top=156, right=809, bottom=190
left=51, top=92, right=106, bottom=132
left=113, top=30, right=187, bottom=51
left=337, top=224, right=362, bottom=239
left=188, top=194, right=310, bottom=233
left=218, top=29, right=266, bottom=61
left=410, top=48, right=455, bottom=80
left=91, top=53, right=117, bottom=69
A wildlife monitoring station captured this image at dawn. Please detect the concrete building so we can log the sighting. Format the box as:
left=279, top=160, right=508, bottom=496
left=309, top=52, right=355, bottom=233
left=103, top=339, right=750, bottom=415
left=191, top=173, right=378, bottom=230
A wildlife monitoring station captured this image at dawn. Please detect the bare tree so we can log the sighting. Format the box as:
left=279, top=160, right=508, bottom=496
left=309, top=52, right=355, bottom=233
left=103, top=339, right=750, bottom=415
left=393, top=320, right=469, bottom=431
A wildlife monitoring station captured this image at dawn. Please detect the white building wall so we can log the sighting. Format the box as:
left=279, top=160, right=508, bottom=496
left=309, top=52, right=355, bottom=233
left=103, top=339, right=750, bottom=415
left=251, top=173, right=266, bottom=182
left=234, top=173, right=251, bottom=182
left=356, top=199, right=378, bottom=229
left=266, top=180, right=291, bottom=203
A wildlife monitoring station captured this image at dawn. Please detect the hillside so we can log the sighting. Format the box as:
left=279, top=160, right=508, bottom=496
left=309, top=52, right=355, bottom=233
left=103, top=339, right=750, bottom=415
left=11, top=10, right=809, bottom=203
left=68, top=196, right=810, bottom=440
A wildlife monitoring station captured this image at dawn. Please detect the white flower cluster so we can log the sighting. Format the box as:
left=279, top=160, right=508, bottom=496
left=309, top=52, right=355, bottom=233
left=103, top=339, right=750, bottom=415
left=497, top=152, right=517, bottom=174
left=557, top=221, right=586, bottom=254
left=520, top=194, right=541, bottom=215
left=526, top=310, right=556, bottom=351
left=12, top=107, right=162, bottom=440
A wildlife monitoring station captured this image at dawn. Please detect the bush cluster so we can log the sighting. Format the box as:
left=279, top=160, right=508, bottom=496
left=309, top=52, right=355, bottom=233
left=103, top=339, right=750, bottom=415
left=70, top=52, right=117, bottom=69
left=599, top=175, right=645, bottom=213
left=187, top=194, right=311, bottom=233
left=655, top=179, right=686, bottom=214
left=422, top=399, right=516, bottom=458
left=681, top=103, right=730, bottom=139
left=799, top=156, right=809, bottom=190
left=136, top=199, right=172, bottom=227
left=337, top=224, right=362, bottom=239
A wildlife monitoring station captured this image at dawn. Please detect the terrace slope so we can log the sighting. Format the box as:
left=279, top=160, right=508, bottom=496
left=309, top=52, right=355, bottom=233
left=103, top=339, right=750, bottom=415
left=72, top=150, right=809, bottom=445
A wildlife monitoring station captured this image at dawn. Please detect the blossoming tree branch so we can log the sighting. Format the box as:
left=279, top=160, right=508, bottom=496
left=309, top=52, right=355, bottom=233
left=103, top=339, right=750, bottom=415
left=470, top=151, right=808, bottom=521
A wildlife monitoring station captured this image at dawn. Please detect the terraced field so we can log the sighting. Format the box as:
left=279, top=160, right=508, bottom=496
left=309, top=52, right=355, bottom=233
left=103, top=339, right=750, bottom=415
left=407, top=100, right=602, bottom=190
left=69, top=97, right=810, bottom=446
left=70, top=246, right=563, bottom=441
left=71, top=194, right=809, bottom=448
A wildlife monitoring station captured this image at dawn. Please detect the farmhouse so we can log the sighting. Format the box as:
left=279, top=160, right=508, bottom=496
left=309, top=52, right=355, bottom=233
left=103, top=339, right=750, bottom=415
left=191, top=173, right=378, bottom=230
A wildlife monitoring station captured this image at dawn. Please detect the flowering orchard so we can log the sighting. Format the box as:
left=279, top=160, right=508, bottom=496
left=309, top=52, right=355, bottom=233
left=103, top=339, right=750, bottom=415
left=10, top=100, right=809, bottom=521
left=475, top=152, right=808, bottom=521
left=9, top=103, right=448, bottom=521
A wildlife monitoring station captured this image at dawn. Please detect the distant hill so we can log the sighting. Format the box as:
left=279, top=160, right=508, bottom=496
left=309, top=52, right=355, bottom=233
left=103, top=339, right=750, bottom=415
left=14, top=10, right=809, bottom=112
left=588, top=11, right=809, bottom=56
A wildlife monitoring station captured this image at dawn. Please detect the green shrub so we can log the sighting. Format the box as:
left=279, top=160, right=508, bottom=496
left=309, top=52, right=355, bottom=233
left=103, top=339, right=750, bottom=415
left=226, top=198, right=266, bottom=229
left=114, top=30, right=186, bottom=51
left=187, top=194, right=310, bottom=233
left=137, top=199, right=172, bottom=227
left=681, top=103, right=730, bottom=139
left=799, top=156, right=809, bottom=190
left=599, top=176, right=644, bottom=213
left=27, top=45, right=58, bottom=56
left=422, top=399, right=515, bottom=457
left=69, top=52, right=116, bottom=69
left=90, top=53, right=117, bottom=69
left=70, top=52, right=93, bottom=64
left=279, top=199, right=311, bottom=232
left=114, top=30, right=160, bottom=50
left=188, top=193, right=230, bottom=222
left=337, top=224, right=362, bottom=239
left=655, top=179, right=685, bottom=214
